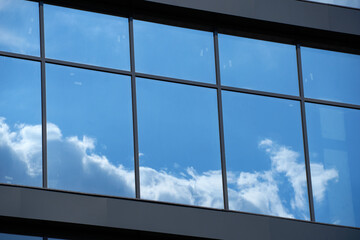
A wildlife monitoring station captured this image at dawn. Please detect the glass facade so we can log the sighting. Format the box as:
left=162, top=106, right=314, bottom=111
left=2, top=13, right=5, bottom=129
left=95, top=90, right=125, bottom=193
left=134, top=20, right=216, bottom=83
left=304, top=0, right=360, bottom=10
left=137, top=78, right=222, bottom=207
left=0, top=0, right=359, bottom=229
left=0, top=0, right=40, bottom=56
left=222, top=92, right=309, bottom=219
left=46, top=64, right=134, bottom=197
left=44, top=4, right=130, bottom=70
left=0, top=56, right=42, bottom=187
left=219, top=34, right=299, bottom=95
left=306, top=103, right=360, bottom=227
left=302, top=47, right=360, bottom=105
left=0, top=233, right=42, bottom=240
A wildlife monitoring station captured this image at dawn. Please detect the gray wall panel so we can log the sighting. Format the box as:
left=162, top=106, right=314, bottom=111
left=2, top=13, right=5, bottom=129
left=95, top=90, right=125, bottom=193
left=145, top=0, right=360, bottom=36
left=0, top=185, right=359, bottom=240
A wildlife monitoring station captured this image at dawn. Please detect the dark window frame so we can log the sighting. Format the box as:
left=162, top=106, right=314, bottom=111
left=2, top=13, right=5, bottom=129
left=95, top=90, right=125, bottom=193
left=0, top=1, right=360, bottom=238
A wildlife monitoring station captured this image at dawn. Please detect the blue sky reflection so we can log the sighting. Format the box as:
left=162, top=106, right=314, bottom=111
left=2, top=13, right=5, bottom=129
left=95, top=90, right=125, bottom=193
left=136, top=78, right=223, bottom=207
left=134, top=20, right=216, bottom=84
left=0, top=56, right=41, bottom=187
left=219, top=34, right=299, bottom=95
left=44, top=4, right=130, bottom=70
left=0, top=0, right=40, bottom=55
left=222, top=91, right=337, bottom=219
left=305, top=0, right=360, bottom=9
left=46, top=64, right=134, bottom=197
left=302, top=47, right=360, bottom=105
left=306, top=103, right=360, bottom=227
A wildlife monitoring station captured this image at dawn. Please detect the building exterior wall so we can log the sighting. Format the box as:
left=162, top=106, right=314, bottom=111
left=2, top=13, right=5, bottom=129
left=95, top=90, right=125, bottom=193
left=0, top=0, right=359, bottom=239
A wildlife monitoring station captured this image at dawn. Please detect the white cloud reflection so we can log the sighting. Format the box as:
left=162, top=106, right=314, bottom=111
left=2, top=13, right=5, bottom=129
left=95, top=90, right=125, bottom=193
left=228, top=139, right=338, bottom=219
left=0, top=119, right=338, bottom=219
left=0, top=27, right=38, bottom=54
left=0, top=117, right=42, bottom=177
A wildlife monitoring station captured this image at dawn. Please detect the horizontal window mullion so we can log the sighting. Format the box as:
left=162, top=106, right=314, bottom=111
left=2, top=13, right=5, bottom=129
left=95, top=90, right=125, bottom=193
left=135, top=72, right=218, bottom=89
left=45, top=58, right=132, bottom=76
left=0, top=51, right=42, bottom=62
left=221, top=85, right=301, bottom=101
left=304, top=98, right=360, bottom=110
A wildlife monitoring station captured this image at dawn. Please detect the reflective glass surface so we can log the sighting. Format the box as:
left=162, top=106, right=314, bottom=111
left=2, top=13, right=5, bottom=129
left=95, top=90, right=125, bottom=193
left=0, top=233, right=42, bottom=240
left=44, top=5, right=130, bottom=70
left=134, top=20, right=216, bottom=83
left=137, top=78, right=223, bottom=207
left=219, top=34, right=299, bottom=95
left=306, top=103, right=360, bottom=227
left=0, top=56, right=41, bottom=187
left=302, top=47, right=360, bottom=105
left=222, top=91, right=310, bottom=219
left=0, top=0, right=40, bottom=55
left=305, top=0, right=360, bottom=9
left=46, top=64, right=134, bottom=197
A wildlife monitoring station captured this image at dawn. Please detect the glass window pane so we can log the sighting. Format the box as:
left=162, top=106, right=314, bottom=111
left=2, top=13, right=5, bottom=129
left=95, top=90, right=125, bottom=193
left=304, top=0, right=360, bottom=10
left=219, top=34, right=299, bottom=95
left=222, top=91, right=309, bottom=220
left=302, top=47, right=360, bottom=105
left=0, top=0, right=40, bottom=56
left=306, top=103, right=360, bottom=228
left=0, top=56, right=41, bottom=187
left=137, top=78, right=222, bottom=208
left=0, top=233, right=42, bottom=240
left=134, top=20, right=216, bottom=84
left=46, top=64, right=134, bottom=197
left=44, top=5, right=130, bottom=70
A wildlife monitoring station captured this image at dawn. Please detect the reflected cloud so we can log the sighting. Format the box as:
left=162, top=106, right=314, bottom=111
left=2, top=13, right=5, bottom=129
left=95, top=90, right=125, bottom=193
left=0, top=27, right=38, bottom=54
left=0, top=117, right=41, bottom=177
left=0, top=0, right=39, bottom=54
left=0, top=119, right=339, bottom=216
left=228, top=139, right=338, bottom=219
left=310, top=163, right=338, bottom=202
left=140, top=167, right=223, bottom=208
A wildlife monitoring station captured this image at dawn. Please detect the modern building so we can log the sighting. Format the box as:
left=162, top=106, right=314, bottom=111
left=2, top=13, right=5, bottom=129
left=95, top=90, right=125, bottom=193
left=0, top=0, right=360, bottom=239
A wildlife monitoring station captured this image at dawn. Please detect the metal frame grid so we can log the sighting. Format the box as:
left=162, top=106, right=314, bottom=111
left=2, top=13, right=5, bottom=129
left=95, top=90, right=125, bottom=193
left=1, top=0, right=360, bottom=232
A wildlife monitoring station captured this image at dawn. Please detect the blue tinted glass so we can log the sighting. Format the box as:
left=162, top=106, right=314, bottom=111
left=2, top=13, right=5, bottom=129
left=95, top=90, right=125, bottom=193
left=222, top=91, right=309, bottom=219
left=0, top=0, right=40, bottom=55
left=305, top=0, right=360, bottom=9
left=302, top=47, right=360, bottom=105
left=137, top=78, right=222, bottom=207
left=0, top=56, right=41, bottom=187
left=44, top=5, right=130, bottom=70
left=134, top=20, right=216, bottom=83
left=0, top=233, right=42, bottom=240
left=306, top=103, right=360, bottom=227
left=219, top=34, right=299, bottom=95
left=46, top=64, right=134, bottom=197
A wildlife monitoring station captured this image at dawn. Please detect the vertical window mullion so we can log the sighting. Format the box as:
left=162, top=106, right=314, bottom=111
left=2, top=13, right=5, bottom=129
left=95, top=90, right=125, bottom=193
left=39, top=0, right=47, bottom=189
left=129, top=16, right=140, bottom=198
left=296, top=44, right=315, bottom=221
left=214, top=30, right=229, bottom=210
